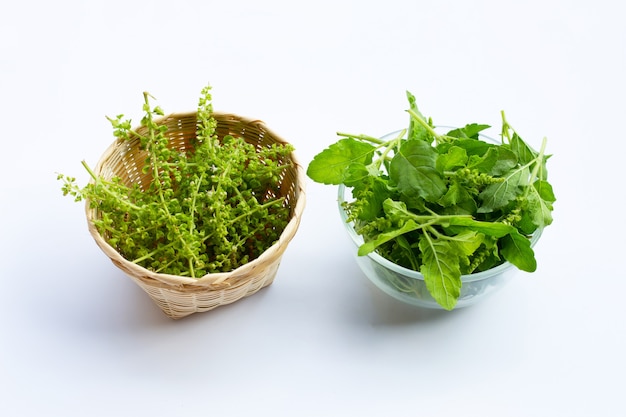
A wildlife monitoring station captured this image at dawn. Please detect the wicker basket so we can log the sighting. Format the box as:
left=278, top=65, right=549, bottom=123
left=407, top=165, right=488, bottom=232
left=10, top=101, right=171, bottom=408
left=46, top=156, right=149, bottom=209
left=85, top=112, right=306, bottom=319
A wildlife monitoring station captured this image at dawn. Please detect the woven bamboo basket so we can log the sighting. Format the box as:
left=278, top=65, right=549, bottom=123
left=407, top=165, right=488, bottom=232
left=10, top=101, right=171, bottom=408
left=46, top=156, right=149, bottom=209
left=85, top=112, right=306, bottom=319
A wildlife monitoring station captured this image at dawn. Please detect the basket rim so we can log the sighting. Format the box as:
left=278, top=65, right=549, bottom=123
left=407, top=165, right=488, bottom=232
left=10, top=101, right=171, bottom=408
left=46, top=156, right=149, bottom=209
left=85, top=111, right=306, bottom=288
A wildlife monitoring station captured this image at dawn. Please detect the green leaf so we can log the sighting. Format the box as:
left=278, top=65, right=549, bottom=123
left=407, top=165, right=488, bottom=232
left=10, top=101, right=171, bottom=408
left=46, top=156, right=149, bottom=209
left=478, top=165, right=530, bottom=213
left=406, top=91, right=431, bottom=143
left=395, top=234, right=420, bottom=270
left=466, top=146, right=499, bottom=173
left=450, top=231, right=485, bottom=271
left=437, top=146, right=468, bottom=172
left=491, top=146, right=519, bottom=176
left=524, top=180, right=555, bottom=228
left=358, top=219, right=423, bottom=256
left=445, top=124, right=490, bottom=140
left=453, top=138, right=493, bottom=157
left=439, top=181, right=472, bottom=208
left=307, top=138, right=375, bottom=185
left=452, top=140, right=517, bottom=175
left=342, top=163, right=370, bottom=187
left=534, top=179, right=556, bottom=203
left=500, top=230, right=537, bottom=272
left=381, top=197, right=411, bottom=220
left=350, top=177, right=390, bottom=221
left=510, top=132, right=549, bottom=181
left=446, top=217, right=515, bottom=237
left=510, top=133, right=537, bottom=164
left=398, top=139, right=438, bottom=167
left=419, top=236, right=462, bottom=310
left=389, top=140, right=446, bottom=202
left=450, top=231, right=485, bottom=257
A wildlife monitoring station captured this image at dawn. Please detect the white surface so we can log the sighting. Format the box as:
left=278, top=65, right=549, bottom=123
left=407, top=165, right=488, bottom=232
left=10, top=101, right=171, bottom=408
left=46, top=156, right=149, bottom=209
left=2, top=1, right=625, bottom=416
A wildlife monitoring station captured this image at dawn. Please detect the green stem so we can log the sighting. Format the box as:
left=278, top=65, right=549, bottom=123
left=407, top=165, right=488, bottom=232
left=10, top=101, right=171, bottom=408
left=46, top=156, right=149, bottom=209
left=141, top=93, right=202, bottom=276
left=406, top=108, right=441, bottom=141
left=188, top=173, right=205, bottom=233
left=525, top=137, right=548, bottom=196
left=131, top=239, right=178, bottom=264
left=336, top=132, right=386, bottom=145
left=500, top=110, right=513, bottom=144
left=373, top=130, right=405, bottom=170
left=200, top=197, right=286, bottom=245
left=81, top=160, right=142, bottom=211
left=229, top=197, right=285, bottom=227
left=401, top=209, right=473, bottom=223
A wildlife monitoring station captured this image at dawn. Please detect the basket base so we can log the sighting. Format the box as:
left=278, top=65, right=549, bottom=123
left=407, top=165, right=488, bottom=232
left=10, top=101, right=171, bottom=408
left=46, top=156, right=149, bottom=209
left=127, top=261, right=281, bottom=319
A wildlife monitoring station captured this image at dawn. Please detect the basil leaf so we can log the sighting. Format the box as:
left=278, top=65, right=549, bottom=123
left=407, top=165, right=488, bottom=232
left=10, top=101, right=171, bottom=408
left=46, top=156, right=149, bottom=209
left=524, top=179, right=556, bottom=228
left=446, top=123, right=490, bottom=140
left=342, top=163, right=370, bottom=187
left=467, top=146, right=499, bottom=173
left=491, top=146, right=519, bottom=176
left=500, top=230, right=537, bottom=272
left=478, top=165, right=530, bottom=213
left=406, top=91, right=431, bottom=143
left=419, top=236, right=462, bottom=311
left=389, top=140, right=446, bottom=203
left=439, top=181, right=473, bottom=208
left=350, top=177, right=390, bottom=221
left=437, top=146, right=468, bottom=172
left=453, top=138, right=493, bottom=156
left=306, top=138, right=375, bottom=185
left=446, top=217, right=515, bottom=237
left=450, top=231, right=485, bottom=257
left=358, top=219, right=423, bottom=256
left=510, top=132, right=537, bottom=166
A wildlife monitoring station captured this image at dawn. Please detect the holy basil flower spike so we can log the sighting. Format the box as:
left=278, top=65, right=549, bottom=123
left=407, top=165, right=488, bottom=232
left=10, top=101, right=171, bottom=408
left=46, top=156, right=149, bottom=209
left=59, top=85, right=295, bottom=278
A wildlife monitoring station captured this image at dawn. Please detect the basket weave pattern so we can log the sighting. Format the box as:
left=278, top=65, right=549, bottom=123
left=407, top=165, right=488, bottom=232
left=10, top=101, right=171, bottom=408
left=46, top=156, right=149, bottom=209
left=86, top=112, right=305, bottom=319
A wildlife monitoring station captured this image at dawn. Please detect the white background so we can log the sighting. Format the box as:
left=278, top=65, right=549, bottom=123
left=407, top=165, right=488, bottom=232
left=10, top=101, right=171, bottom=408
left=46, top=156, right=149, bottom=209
left=2, top=0, right=624, bottom=416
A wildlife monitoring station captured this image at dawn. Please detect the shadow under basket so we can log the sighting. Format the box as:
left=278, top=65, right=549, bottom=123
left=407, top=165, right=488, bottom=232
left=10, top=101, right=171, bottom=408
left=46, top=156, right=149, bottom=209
left=85, top=112, right=306, bottom=319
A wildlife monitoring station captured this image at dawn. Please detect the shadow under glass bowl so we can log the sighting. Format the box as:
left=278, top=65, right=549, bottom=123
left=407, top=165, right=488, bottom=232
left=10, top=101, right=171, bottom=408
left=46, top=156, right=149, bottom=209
left=337, top=129, right=542, bottom=309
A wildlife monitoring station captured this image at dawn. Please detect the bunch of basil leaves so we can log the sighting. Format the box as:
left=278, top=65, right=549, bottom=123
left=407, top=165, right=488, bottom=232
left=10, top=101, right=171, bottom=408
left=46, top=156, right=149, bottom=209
left=307, top=92, right=555, bottom=309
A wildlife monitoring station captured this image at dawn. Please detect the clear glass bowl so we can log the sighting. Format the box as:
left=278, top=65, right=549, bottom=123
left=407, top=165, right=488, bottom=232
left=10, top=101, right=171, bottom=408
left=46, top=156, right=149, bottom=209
left=336, top=129, right=542, bottom=309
